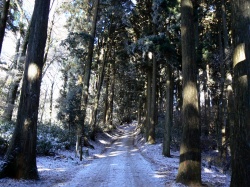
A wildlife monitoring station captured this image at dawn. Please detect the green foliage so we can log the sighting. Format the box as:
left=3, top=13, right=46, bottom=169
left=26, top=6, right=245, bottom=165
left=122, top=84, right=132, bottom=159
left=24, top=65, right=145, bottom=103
left=0, top=121, right=75, bottom=156
left=0, top=122, right=14, bottom=155
left=56, top=60, right=82, bottom=131
left=36, top=139, right=53, bottom=156
left=130, top=34, right=173, bottom=54
left=37, top=123, right=75, bottom=155
left=0, top=121, right=15, bottom=142
left=0, top=0, right=19, bottom=32
left=0, top=136, right=8, bottom=156
left=61, top=32, right=92, bottom=59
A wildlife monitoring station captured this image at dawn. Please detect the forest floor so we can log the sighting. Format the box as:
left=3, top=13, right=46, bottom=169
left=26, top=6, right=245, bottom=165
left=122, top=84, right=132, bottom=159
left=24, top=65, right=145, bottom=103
left=0, top=121, right=230, bottom=187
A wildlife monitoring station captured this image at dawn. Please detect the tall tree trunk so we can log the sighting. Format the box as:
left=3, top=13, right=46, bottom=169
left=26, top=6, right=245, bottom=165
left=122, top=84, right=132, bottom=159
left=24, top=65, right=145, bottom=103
left=148, top=52, right=156, bottom=144
left=142, top=79, right=147, bottom=134
left=231, top=0, right=250, bottom=186
left=90, top=28, right=113, bottom=140
left=216, top=0, right=230, bottom=161
left=2, top=4, right=29, bottom=122
left=176, top=69, right=182, bottom=137
left=176, top=0, right=201, bottom=185
left=3, top=73, right=22, bottom=121
left=225, top=71, right=233, bottom=171
left=3, top=32, right=22, bottom=121
left=39, top=86, right=48, bottom=123
left=145, top=59, right=152, bottom=140
left=107, top=60, right=115, bottom=130
left=49, top=81, right=54, bottom=125
left=0, top=0, right=50, bottom=179
left=137, top=95, right=142, bottom=127
left=42, top=8, right=56, bottom=76
left=203, top=64, right=210, bottom=136
left=77, top=0, right=99, bottom=161
left=90, top=56, right=106, bottom=140
left=16, top=22, right=31, bottom=70
left=216, top=30, right=225, bottom=158
left=103, top=65, right=110, bottom=126
left=220, top=0, right=230, bottom=164
left=163, top=64, right=173, bottom=157
left=0, top=0, right=10, bottom=56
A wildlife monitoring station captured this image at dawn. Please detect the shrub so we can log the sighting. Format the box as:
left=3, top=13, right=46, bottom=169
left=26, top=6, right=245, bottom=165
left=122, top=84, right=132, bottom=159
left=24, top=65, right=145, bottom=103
left=0, top=136, right=8, bottom=156
left=37, top=122, right=75, bottom=155
left=0, top=121, right=75, bottom=156
left=36, top=139, right=53, bottom=155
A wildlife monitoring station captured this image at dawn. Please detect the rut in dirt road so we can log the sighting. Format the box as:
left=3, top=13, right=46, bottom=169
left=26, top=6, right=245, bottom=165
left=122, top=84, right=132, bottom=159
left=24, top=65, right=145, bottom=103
left=59, top=124, right=165, bottom=187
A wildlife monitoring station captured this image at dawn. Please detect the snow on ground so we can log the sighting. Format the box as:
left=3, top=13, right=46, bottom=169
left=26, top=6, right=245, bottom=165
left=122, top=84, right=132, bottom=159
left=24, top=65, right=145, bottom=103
left=133, top=121, right=231, bottom=187
left=0, top=121, right=231, bottom=187
left=0, top=132, right=117, bottom=187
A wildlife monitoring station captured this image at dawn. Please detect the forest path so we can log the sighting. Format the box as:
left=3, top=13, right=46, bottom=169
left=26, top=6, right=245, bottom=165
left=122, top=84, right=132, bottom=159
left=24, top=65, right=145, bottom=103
left=58, top=124, right=165, bottom=187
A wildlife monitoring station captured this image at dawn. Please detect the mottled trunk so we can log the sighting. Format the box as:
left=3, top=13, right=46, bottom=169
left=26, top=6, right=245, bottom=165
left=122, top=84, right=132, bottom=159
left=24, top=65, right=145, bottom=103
left=0, top=0, right=50, bottom=179
left=176, top=0, right=201, bottom=185
left=0, top=0, right=10, bottom=56
left=163, top=65, right=173, bottom=157
left=230, top=0, right=250, bottom=185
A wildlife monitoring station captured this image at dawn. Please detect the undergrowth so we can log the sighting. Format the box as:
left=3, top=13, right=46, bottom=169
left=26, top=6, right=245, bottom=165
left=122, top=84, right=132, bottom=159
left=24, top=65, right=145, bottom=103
left=0, top=121, right=75, bottom=156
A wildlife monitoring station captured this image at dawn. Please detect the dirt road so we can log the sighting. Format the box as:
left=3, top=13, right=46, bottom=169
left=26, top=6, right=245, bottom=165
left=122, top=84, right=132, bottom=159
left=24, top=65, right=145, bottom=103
left=59, top=124, right=165, bottom=187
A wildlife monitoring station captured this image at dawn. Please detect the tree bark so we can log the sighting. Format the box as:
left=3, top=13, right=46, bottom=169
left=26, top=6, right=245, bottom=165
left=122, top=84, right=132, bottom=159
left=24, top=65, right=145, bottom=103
left=90, top=50, right=106, bottom=140
left=231, top=0, right=250, bottom=185
left=103, top=65, right=110, bottom=126
left=163, top=64, right=173, bottom=157
left=0, top=0, right=10, bottom=56
left=145, top=59, right=152, bottom=140
left=106, top=60, right=115, bottom=130
left=49, top=81, right=54, bottom=125
left=148, top=52, right=156, bottom=144
left=39, top=86, right=48, bottom=123
left=90, top=27, right=113, bottom=140
left=176, top=0, right=201, bottom=185
left=0, top=0, right=50, bottom=179
left=137, top=95, right=142, bottom=127
left=220, top=0, right=230, bottom=164
left=203, top=64, right=210, bottom=136
left=216, top=30, right=224, bottom=158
